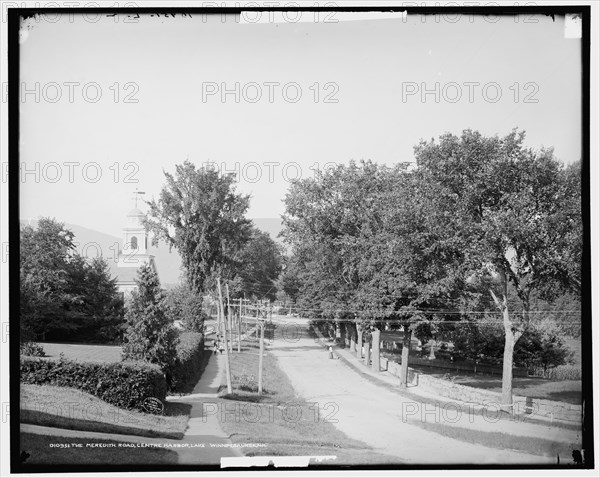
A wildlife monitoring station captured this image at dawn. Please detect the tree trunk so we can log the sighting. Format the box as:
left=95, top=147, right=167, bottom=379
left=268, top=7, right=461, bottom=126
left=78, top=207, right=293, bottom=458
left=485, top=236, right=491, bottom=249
left=371, top=329, right=381, bottom=372
left=356, top=329, right=363, bottom=359
left=489, top=278, right=525, bottom=411
left=364, top=339, right=371, bottom=367
left=428, top=338, right=436, bottom=360
left=501, top=324, right=516, bottom=408
left=399, top=326, right=412, bottom=387
left=350, top=323, right=356, bottom=352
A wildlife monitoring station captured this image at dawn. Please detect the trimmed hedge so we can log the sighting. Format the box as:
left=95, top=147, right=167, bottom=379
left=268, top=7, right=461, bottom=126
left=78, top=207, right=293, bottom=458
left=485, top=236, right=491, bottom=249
left=170, top=332, right=205, bottom=393
left=20, top=356, right=167, bottom=413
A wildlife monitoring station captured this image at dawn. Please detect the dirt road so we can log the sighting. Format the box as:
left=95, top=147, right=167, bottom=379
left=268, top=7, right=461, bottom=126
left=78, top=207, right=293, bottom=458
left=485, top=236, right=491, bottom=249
left=268, top=321, right=559, bottom=465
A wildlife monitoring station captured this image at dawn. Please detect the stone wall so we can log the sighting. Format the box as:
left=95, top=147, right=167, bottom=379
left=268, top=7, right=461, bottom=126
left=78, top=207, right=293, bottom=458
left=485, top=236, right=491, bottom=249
left=321, top=327, right=581, bottom=423
left=385, top=357, right=581, bottom=423
left=386, top=354, right=528, bottom=378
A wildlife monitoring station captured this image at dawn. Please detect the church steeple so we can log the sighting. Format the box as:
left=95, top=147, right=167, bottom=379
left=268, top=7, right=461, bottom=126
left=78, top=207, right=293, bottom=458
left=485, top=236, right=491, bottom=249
left=117, top=190, right=156, bottom=272
left=114, top=190, right=159, bottom=296
left=122, top=189, right=148, bottom=254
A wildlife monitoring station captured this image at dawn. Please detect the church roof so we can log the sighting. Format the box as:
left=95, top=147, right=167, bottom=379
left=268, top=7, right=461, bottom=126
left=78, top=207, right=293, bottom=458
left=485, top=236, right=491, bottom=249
left=127, top=208, right=145, bottom=217
left=112, top=267, right=139, bottom=285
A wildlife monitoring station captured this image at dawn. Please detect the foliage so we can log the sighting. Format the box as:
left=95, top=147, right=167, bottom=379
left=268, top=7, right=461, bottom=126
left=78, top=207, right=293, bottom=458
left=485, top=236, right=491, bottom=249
left=20, top=342, right=45, bottom=357
left=122, top=264, right=179, bottom=385
left=282, top=129, right=581, bottom=399
left=67, top=256, right=127, bottom=343
left=169, top=332, right=205, bottom=392
left=282, top=160, right=470, bottom=339
left=451, top=315, right=573, bottom=372
left=20, top=218, right=125, bottom=343
left=145, top=161, right=252, bottom=294
left=20, top=355, right=167, bottom=413
left=414, top=129, right=581, bottom=402
left=164, top=281, right=206, bottom=333
left=536, top=364, right=581, bottom=381
left=230, top=227, right=283, bottom=301
left=232, top=371, right=258, bottom=392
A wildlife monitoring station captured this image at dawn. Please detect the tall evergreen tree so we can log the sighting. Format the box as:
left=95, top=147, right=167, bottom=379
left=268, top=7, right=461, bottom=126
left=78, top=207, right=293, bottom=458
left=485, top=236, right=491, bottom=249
left=122, top=263, right=178, bottom=382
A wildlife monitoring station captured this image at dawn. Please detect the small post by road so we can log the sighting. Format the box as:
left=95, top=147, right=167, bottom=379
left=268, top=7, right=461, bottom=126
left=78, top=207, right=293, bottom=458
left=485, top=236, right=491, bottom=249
left=258, top=321, right=265, bottom=395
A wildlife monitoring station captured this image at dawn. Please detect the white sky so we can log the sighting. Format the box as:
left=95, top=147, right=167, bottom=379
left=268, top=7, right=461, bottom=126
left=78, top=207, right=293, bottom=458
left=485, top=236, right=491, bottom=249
left=18, top=12, right=581, bottom=237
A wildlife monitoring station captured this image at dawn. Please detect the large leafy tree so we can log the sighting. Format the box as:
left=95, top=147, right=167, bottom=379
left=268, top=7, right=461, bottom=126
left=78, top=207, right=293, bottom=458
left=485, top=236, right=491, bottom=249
left=20, top=218, right=124, bottom=342
left=283, top=161, right=468, bottom=381
left=230, top=227, right=282, bottom=301
left=415, top=129, right=581, bottom=406
left=164, top=280, right=206, bottom=333
left=353, top=168, right=472, bottom=383
left=20, top=218, right=77, bottom=341
left=282, top=161, right=394, bottom=333
left=145, top=161, right=252, bottom=295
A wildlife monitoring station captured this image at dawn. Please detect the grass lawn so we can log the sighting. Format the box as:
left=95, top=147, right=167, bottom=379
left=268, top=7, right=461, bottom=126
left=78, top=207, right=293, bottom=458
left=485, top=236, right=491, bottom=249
left=21, top=384, right=190, bottom=439
left=380, top=336, right=583, bottom=405
left=215, top=339, right=399, bottom=465
left=41, top=343, right=122, bottom=362
left=20, top=433, right=178, bottom=466
left=415, top=420, right=579, bottom=460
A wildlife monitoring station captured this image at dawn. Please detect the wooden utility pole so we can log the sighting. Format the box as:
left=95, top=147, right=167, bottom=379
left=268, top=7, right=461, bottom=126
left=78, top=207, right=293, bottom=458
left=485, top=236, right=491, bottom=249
left=258, top=321, right=265, bottom=395
left=225, top=283, right=233, bottom=353
left=237, top=297, right=242, bottom=352
left=217, top=278, right=233, bottom=394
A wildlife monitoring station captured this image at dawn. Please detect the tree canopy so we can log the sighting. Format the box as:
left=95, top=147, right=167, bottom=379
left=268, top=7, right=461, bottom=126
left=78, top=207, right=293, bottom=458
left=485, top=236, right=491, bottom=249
left=20, top=218, right=124, bottom=343
left=145, top=161, right=252, bottom=294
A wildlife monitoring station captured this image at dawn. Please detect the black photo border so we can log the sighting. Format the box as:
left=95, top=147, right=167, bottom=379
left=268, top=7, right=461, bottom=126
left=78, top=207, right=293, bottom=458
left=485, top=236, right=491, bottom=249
left=7, top=3, right=593, bottom=474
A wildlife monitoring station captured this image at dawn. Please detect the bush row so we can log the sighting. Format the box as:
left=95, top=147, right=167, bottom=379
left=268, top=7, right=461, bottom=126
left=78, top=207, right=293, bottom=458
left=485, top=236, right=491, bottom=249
left=170, top=332, right=205, bottom=393
left=21, top=355, right=167, bottom=413
left=531, top=364, right=582, bottom=381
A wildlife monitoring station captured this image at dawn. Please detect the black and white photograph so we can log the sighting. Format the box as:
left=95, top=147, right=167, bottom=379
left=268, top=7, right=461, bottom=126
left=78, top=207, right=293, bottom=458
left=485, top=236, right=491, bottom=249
left=1, top=2, right=597, bottom=476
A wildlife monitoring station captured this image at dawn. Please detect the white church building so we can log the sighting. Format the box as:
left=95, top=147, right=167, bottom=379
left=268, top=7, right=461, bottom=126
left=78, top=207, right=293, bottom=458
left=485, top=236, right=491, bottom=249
left=114, top=206, right=159, bottom=297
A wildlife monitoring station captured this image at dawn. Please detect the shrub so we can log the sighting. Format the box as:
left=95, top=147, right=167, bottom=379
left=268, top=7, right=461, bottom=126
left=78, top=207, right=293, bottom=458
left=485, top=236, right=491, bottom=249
left=532, top=364, right=581, bottom=381
left=170, top=332, right=205, bottom=392
left=164, top=282, right=206, bottom=333
left=122, top=264, right=179, bottom=384
left=232, top=372, right=257, bottom=392
left=21, top=356, right=167, bottom=413
left=20, top=342, right=45, bottom=357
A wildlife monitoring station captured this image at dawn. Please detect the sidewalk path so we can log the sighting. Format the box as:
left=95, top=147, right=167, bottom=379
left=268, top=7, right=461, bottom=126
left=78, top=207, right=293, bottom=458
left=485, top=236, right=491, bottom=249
left=168, top=351, right=243, bottom=464
left=268, top=323, right=564, bottom=465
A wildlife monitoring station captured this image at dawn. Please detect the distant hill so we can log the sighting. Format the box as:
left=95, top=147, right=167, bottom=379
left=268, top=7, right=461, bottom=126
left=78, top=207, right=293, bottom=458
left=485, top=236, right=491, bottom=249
left=19, top=217, right=285, bottom=286
left=20, top=220, right=183, bottom=286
